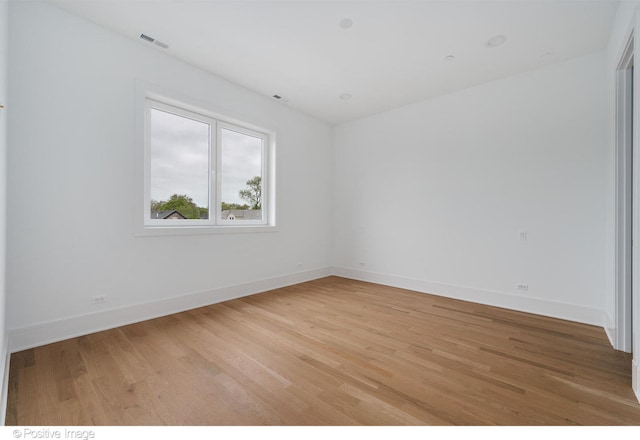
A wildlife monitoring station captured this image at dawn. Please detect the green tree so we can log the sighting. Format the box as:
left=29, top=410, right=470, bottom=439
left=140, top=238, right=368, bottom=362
left=152, top=194, right=207, bottom=219
left=239, top=176, right=262, bottom=210
left=221, top=202, right=250, bottom=211
left=150, top=199, right=163, bottom=213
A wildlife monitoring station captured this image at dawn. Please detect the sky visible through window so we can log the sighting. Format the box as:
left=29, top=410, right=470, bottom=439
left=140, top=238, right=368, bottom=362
left=221, top=127, right=262, bottom=207
left=150, top=108, right=262, bottom=208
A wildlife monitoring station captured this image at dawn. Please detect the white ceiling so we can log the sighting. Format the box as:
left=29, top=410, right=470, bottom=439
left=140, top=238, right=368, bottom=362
left=49, top=0, right=620, bottom=125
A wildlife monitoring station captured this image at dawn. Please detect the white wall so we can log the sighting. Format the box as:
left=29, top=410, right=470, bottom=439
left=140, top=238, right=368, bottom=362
left=6, top=1, right=333, bottom=350
left=0, top=0, right=9, bottom=424
left=333, top=52, right=608, bottom=325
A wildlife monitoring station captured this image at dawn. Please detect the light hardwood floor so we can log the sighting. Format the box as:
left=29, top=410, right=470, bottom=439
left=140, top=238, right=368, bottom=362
left=6, top=276, right=640, bottom=425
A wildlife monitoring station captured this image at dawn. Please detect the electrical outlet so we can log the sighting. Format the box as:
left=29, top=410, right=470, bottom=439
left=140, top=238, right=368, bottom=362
left=516, top=284, right=529, bottom=291
left=518, top=230, right=527, bottom=241
left=91, top=295, right=107, bottom=304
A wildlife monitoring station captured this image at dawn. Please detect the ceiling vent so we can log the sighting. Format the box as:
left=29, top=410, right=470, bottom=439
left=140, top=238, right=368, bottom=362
left=153, top=40, right=169, bottom=49
left=139, top=33, right=169, bottom=49
left=272, top=94, right=289, bottom=103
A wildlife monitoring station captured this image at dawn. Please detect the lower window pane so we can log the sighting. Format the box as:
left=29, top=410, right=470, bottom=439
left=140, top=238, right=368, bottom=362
left=149, top=108, right=210, bottom=220
left=220, top=127, right=263, bottom=221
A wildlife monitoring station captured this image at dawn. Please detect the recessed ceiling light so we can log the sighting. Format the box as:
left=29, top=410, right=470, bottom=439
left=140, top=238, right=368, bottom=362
left=340, top=93, right=352, bottom=100
left=485, top=35, right=507, bottom=48
left=339, top=18, right=353, bottom=29
left=444, top=55, right=455, bottom=62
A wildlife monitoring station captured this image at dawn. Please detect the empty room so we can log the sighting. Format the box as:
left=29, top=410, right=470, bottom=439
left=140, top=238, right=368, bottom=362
left=1, top=0, right=640, bottom=428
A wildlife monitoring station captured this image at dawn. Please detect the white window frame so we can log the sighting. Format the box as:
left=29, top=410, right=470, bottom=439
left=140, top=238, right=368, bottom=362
left=144, top=99, right=216, bottom=228
left=135, top=81, right=276, bottom=236
left=216, top=122, right=268, bottom=227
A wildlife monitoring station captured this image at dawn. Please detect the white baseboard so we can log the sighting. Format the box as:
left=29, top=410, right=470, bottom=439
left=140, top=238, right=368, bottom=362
left=604, top=312, right=617, bottom=349
left=0, top=336, right=9, bottom=426
left=6, top=265, right=608, bottom=354
left=3, top=266, right=627, bottom=408
left=8, top=267, right=332, bottom=353
left=633, top=359, right=640, bottom=404
left=332, top=266, right=605, bottom=327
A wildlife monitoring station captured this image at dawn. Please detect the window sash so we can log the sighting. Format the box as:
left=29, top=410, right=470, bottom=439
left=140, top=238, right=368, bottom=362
left=143, top=98, right=269, bottom=229
left=217, top=121, right=267, bottom=226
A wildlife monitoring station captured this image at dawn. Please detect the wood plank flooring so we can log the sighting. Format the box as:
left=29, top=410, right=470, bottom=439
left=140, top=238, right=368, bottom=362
left=6, top=276, right=640, bottom=425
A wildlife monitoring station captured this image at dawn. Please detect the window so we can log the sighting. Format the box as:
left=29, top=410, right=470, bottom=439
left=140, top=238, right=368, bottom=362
left=136, top=84, right=274, bottom=235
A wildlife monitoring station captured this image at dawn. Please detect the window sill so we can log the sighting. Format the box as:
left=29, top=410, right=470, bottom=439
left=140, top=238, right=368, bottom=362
left=135, top=224, right=279, bottom=237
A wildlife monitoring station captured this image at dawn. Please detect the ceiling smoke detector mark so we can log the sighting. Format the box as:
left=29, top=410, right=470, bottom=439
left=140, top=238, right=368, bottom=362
left=444, top=55, right=455, bottom=62
left=485, top=35, right=507, bottom=48
left=339, top=18, right=353, bottom=29
left=139, top=33, right=169, bottom=49
left=340, top=93, right=352, bottom=100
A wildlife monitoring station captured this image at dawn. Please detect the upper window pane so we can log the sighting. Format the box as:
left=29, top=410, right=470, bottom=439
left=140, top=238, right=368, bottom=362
left=149, top=108, right=210, bottom=220
left=220, top=127, right=263, bottom=222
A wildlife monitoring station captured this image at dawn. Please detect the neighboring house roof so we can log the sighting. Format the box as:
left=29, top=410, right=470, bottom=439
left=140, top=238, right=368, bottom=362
left=221, top=209, right=262, bottom=220
left=151, top=210, right=187, bottom=219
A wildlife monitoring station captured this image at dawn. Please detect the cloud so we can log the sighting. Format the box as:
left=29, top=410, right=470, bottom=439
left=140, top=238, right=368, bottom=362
left=150, top=108, right=263, bottom=209
left=150, top=108, right=210, bottom=207
left=221, top=127, right=262, bottom=205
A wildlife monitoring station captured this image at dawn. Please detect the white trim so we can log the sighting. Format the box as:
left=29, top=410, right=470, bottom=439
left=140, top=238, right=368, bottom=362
left=134, top=79, right=276, bottom=236
left=0, top=337, right=9, bottom=426
left=633, top=12, right=640, bottom=394
left=4, top=265, right=612, bottom=357
left=134, top=223, right=279, bottom=237
left=604, top=312, right=617, bottom=349
left=0, top=355, right=8, bottom=426
left=604, top=312, right=616, bottom=348
left=217, top=122, right=268, bottom=226
left=332, top=267, right=605, bottom=326
left=3, top=266, right=631, bottom=404
left=614, top=28, right=635, bottom=353
left=633, top=359, right=639, bottom=404
left=0, top=335, right=11, bottom=426
left=143, top=99, right=217, bottom=228
left=8, top=267, right=332, bottom=353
